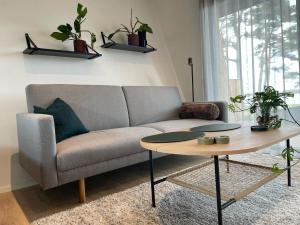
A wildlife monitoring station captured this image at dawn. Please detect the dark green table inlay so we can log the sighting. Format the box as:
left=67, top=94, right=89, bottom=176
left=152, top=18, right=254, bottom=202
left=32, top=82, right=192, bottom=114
left=142, top=131, right=204, bottom=143
left=190, top=123, right=241, bottom=132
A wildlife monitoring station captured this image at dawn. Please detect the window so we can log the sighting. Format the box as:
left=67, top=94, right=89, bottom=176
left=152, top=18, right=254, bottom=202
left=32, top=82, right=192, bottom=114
left=201, top=0, right=300, bottom=121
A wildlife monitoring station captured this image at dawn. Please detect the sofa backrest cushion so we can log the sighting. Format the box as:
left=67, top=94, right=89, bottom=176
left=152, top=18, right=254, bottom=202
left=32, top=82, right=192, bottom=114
left=122, top=86, right=182, bottom=126
left=26, top=84, right=130, bottom=131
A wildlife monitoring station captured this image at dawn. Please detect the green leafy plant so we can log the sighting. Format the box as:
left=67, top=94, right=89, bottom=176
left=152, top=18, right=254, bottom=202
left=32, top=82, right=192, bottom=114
left=50, top=3, right=96, bottom=48
left=272, top=146, right=297, bottom=173
left=229, top=86, right=294, bottom=128
left=271, top=163, right=284, bottom=173
left=229, top=86, right=300, bottom=173
left=135, top=18, right=153, bottom=33
left=108, top=8, right=153, bottom=40
left=282, top=146, right=295, bottom=162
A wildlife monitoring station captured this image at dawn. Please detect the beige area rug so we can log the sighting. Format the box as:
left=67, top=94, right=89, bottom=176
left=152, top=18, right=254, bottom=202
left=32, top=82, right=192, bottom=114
left=32, top=153, right=300, bottom=225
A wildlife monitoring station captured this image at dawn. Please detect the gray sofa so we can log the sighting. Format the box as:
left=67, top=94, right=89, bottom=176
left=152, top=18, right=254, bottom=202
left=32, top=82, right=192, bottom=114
left=16, top=84, right=227, bottom=202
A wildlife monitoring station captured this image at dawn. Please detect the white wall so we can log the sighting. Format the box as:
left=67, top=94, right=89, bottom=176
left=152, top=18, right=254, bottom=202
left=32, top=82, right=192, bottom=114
left=0, top=0, right=202, bottom=192
left=154, top=0, right=205, bottom=102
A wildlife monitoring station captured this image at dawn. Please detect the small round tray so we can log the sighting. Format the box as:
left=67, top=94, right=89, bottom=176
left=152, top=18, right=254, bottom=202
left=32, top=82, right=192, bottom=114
left=141, top=131, right=204, bottom=143
left=251, top=125, right=268, bottom=132
left=190, top=123, right=241, bottom=132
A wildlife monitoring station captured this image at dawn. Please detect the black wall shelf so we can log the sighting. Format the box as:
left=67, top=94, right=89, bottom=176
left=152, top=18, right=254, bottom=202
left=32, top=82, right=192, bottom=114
left=100, top=32, right=156, bottom=53
left=23, top=33, right=101, bottom=59
left=101, top=42, right=156, bottom=53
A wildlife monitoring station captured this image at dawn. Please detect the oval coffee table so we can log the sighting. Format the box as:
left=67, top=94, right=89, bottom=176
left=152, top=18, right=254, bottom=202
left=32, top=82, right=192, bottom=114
left=140, top=124, right=300, bottom=225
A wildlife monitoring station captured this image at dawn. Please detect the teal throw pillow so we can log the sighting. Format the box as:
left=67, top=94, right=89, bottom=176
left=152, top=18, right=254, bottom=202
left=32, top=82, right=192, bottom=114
left=34, top=98, right=89, bottom=143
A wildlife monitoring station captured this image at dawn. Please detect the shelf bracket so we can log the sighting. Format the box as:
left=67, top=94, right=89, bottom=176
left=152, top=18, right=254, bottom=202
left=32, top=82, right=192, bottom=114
left=25, top=33, right=38, bottom=54
left=101, top=32, right=107, bottom=45
left=101, top=32, right=117, bottom=45
left=86, top=44, right=101, bottom=58
left=146, top=43, right=156, bottom=51
left=25, top=33, right=38, bottom=48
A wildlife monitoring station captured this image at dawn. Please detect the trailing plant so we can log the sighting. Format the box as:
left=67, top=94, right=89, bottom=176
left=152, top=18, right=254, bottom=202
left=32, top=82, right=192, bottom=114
left=271, top=163, right=283, bottom=173
left=272, top=146, right=297, bottom=173
left=50, top=3, right=96, bottom=48
left=229, top=86, right=294, bottom=128
left=229, top=86, right=300, bottom=173
left=108, top=8, right=153, bottom=40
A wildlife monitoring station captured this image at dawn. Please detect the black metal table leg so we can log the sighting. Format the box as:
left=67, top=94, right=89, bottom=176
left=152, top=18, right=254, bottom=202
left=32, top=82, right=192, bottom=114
left=214, top=156, right=223, bottom=225
left=149, top=150, right=156, bottom=207
left=225, top=155, right=229, bottom=173
left=286, top=139, right=291, bottom=187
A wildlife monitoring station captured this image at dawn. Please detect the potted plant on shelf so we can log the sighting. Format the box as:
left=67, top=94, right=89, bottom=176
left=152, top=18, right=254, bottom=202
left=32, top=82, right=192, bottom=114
left=50, top=3, right=96, bottom=53
left=229, top=86, right=294, bottom=129
left=136, top=19, right=153, bottom=47
left=108, top=8, right=153, bottom=47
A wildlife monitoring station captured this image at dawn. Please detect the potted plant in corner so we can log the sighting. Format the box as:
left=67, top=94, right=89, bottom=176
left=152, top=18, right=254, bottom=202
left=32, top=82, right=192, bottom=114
left=50, top=3, right=96, bottom=53
left=108, top=8, right=153, bottom=47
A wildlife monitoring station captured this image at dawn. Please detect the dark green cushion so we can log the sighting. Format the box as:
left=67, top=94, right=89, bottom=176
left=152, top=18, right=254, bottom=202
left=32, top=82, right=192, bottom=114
left=34, top=98, right=89, bottom=143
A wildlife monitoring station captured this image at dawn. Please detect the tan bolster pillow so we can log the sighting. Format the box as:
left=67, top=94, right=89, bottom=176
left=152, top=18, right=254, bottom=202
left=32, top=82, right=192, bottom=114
left=179, top=103, right=220, bottom=120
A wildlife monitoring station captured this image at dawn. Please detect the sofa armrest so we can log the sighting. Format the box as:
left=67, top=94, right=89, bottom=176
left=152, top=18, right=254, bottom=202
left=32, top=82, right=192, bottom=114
left=183, top=101, right=228, bottom=122
left=16, top=113, right=58, bottom=189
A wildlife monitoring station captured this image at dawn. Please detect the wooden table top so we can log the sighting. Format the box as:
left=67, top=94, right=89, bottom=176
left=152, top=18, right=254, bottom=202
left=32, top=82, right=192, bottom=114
left=140, top=124, right=300, bottom=156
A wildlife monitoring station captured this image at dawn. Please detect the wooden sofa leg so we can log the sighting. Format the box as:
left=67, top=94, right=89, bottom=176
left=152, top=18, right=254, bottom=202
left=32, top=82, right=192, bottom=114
left=79, top=178, right=86, bottom=203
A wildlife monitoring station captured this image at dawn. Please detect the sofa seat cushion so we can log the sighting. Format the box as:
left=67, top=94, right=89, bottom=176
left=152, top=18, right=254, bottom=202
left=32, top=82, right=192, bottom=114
left=140, top=119, right=223, bottom=132
left=56, top=127, right=161, bottom=171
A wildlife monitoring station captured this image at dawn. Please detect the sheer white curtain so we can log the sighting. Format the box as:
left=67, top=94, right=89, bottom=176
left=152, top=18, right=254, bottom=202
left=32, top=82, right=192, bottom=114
left=201, top=0, right=300, bottom=107
left=201, top=0, right=300, bottom=154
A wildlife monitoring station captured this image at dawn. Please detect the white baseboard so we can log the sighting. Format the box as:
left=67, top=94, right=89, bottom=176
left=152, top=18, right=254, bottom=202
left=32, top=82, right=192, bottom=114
left=0, top=185, right=11, bottom=193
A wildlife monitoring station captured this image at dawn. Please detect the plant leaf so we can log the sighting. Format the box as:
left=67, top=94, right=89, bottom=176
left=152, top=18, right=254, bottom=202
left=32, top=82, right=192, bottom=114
left=89, top=33, right=96, bottom=48
left=81, top=7, right=87, bottom=18
left=136, top=24, right=153, bottom=33
left=107, top=33, right=114, bottom=40
left=50, top=32, right=69, bottom=41
left=77, top=3, right=87, bottom=19
left=272, top=163, right=283, bottom=173
left=77, top=3, right=83, bottom=15
left=57, top=24, right=72, bottom=34
left=91, top=33, right=96, bottom=44
left=249, top=105, right=257, bottom=113
left=74, top=20, right=81, bottom=33
left=228, top=104, right=235, bottom=112
left=281, top=146, right=295, bottom=161
left=57, top=25, right=68, bottom=34
left=66, top=23, right=72, bottom=32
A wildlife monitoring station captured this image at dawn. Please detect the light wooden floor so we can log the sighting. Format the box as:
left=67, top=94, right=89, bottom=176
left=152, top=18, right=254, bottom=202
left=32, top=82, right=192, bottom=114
left=1, top=155, right=209, bottom=224
left=0, top=192, right=29, bottom=225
